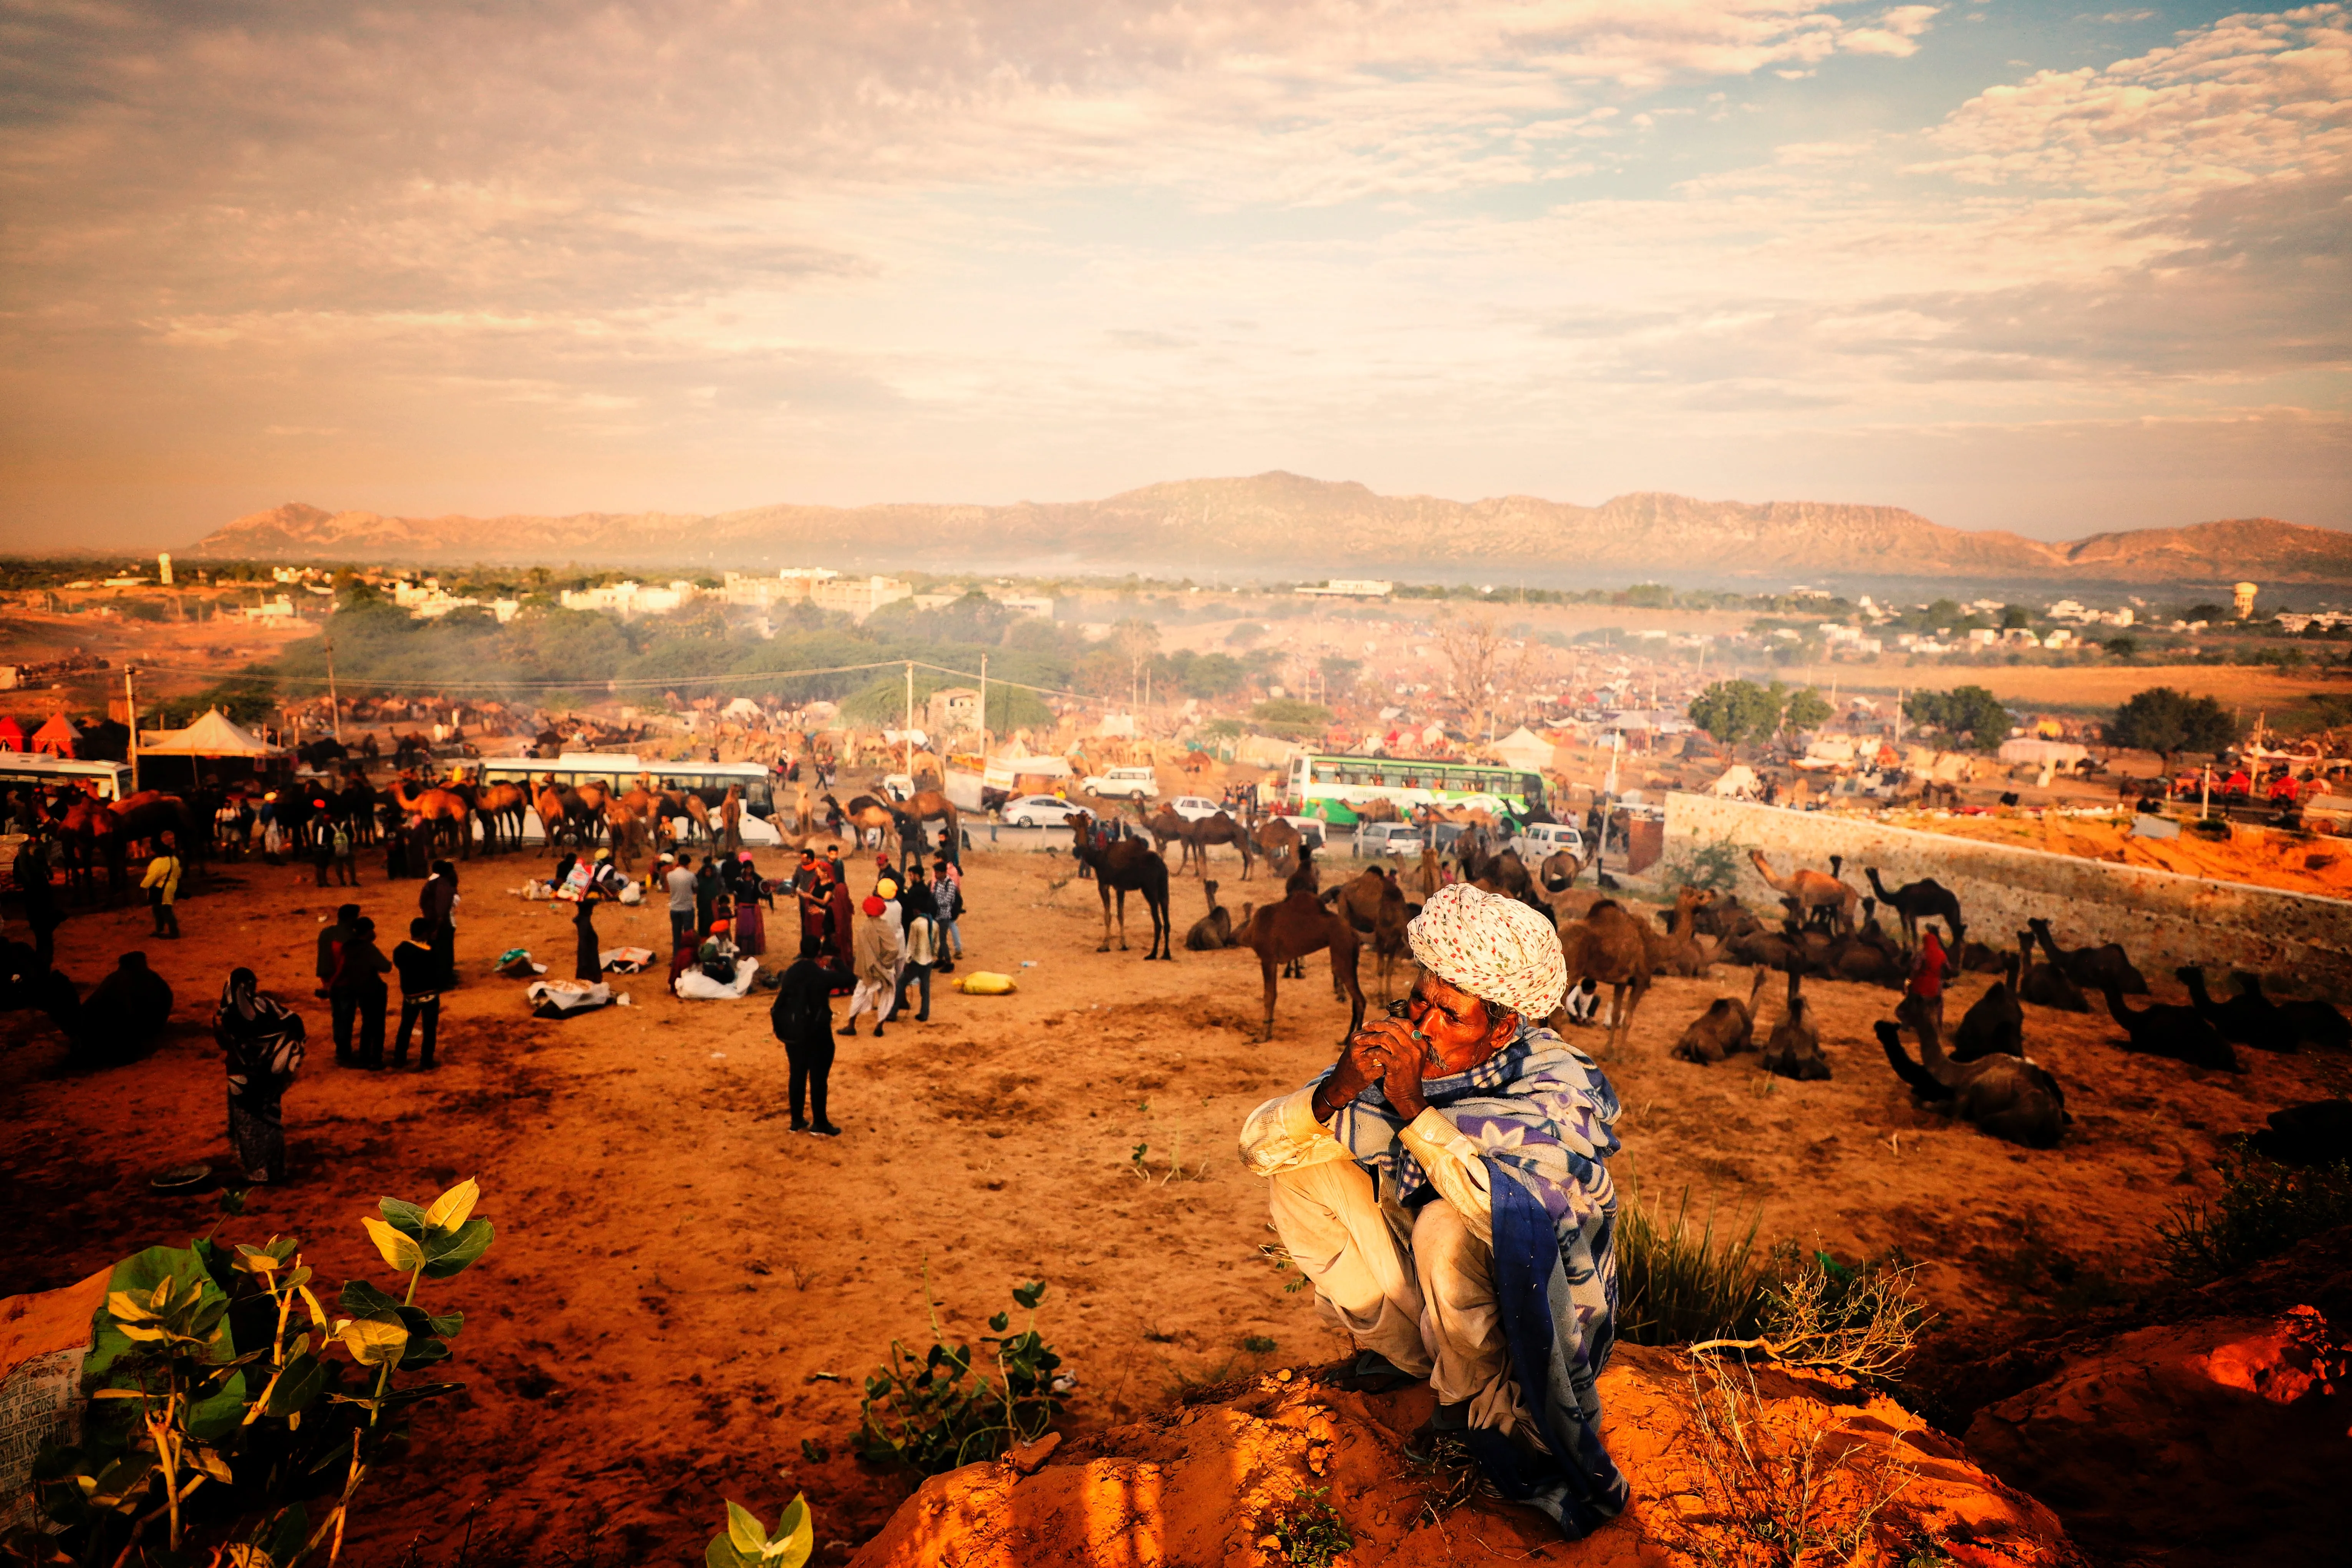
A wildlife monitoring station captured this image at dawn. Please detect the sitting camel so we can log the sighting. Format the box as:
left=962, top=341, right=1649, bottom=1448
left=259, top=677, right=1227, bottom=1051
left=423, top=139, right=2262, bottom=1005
left=1748, top=851, right=1856, bottom=934
left=1237, top=890, right=1365, bottom=1043
left=1951, top=952, right=2024, bottom=1061
left=2027, top=917, right=2147, bottom=996
left=1641, top=887, right=1718, bottom=978
left=2098, top=978, right=2239, bottom=1072
left=1184, top=880, right=1248, bottom=951
left=1672, top=968, right=1768, bottom=1065
left=2016, top=927, right=2089, bottom=1013
left=1877, top=998, right=2068, bottom=1147
left=2227, top=971, right=2351, bottom=1052
left=1556, top=900, right=1652, bottom=1057
left=2176, top=965, right=2282, bottom=1051
left=1760, top=966, right=1830, bottom=1081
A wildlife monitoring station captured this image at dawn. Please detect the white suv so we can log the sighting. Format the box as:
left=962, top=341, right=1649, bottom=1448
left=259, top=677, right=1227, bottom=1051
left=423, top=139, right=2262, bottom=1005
left=1167, top=795, right=1225, bottom=821
left=1081, top=765, right=1160, bottom=801
left=1510, top=821, right=1586, bottom=863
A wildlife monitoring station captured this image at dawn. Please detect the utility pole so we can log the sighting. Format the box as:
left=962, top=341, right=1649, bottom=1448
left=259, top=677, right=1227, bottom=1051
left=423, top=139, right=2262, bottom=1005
left=326, top=636, right=342, bottom=741
left=978, top=654, right=989, bottom=756
left=124, top=666, right=139, bottom=793
left=904, top=661, right=915, bottom=779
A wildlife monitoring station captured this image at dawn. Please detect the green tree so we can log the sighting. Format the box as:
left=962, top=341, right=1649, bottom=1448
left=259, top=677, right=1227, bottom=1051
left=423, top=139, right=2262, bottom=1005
left=1689, top=680, right=1784, bottom=748
left=2103, top=635, right=2139, bottom=660
left=1783, top=686, right=1832, bottom=731
left=1902, top=685, right=2011, bottom=750
left=1181, top=651, right=1243, bottom=698
left=2108, top=686, right=2238, bottom=759
left=2001, top=604, right=2032, bottom=630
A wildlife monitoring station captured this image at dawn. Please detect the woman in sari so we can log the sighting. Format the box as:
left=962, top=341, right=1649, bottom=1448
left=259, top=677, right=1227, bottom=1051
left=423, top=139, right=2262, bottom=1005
left=729, top=852, right=769, bottom=957
left=215, top=968, right=307, bottom=1185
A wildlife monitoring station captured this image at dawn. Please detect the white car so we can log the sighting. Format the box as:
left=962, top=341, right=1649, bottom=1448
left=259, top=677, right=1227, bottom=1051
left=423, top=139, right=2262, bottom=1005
left=1081, top=765, right=1160, bottom=801
left=1510, top=821, right=1587, bottom=863
left=1166, top=795, right=1226, bottom=822
left=1002, top=794, right=1089, bottom=828
left=1354, top=822, right=1424, bottom=858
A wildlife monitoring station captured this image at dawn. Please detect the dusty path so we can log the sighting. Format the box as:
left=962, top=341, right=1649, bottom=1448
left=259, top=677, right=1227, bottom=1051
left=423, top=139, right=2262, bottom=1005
left=5, top=847, right=2343, bottom=1562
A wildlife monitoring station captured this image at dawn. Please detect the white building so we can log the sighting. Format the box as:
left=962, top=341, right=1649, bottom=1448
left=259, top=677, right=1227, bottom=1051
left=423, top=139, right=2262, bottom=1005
left=559, top=579, right=700, bottom=616
left=242, top=594, right=296, bottom=622
left=1296, top=579, right=1394, bottom=598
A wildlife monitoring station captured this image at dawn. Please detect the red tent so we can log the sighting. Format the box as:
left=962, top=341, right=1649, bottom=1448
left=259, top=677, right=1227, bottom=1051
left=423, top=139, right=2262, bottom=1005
left=30, top=713, right=81, bottom=757
left=0, top=716, right=23, bottom=751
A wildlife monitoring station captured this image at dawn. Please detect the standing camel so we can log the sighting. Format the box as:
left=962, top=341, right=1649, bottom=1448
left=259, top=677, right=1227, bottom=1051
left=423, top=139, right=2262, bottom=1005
left=1557, top=900, right=1653, bottom=1057
left=825, top=793, right=900, bottom=858
left=1747, top=851, right=1856, bottom=933
left=892, top=788, right=962, bottom=864
left=475, top=782, right=530, bottom=852
left=1863, top=868, right=1964, bottom=949
left=1180, top=811, right=1255, bottom=879
left=1254, top=817, right=1306, bottom=878
left=1238, top=890, right=1366, bottom=1043
left=1069, top=821, right=1172, bottom=960
left=393, top=781, right=473, bottom=859
left=1144, top=806, right=1192, bottom=863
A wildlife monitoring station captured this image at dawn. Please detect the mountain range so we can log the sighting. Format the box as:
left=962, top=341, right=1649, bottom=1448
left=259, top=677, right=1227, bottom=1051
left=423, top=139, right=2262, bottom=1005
left=185, top=472, right=2352, bottom=588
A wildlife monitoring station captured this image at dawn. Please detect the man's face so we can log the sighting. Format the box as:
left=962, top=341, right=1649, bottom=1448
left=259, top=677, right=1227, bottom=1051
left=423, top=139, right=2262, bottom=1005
left=1402, top=970, right=1514, bottom=1076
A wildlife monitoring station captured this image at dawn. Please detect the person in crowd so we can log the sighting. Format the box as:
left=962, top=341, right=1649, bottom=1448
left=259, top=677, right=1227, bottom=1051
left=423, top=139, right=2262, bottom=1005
left=694, top=854, right=724, bottom=933
left=315, top=902, right=361, bottom=1060
left=328, top=815, right=359, bottom=886
left=1240, top=883, right=1627, bottom=1537
left=215, top=968, right=306, bottom=1184
left=381, top=814, right=409, bottom=880
left=74, top=951, right=174, bottom=1064
left=825, top=852, right=854, bottom=957
left=310, top=822, right=336, bottom=887
left=771, top=937, right=841, bottom=1136
left=841, top=892, right=900, bottom=1037
left=392, top=917, right=443, bottom=1070
left=794, top=850, right=835, bottom=956
left=890, top=882, right=940, bottom=1025
left=139, top=831, right=183, bottom=939
left=928, top=857, right=964, bottom=968
left=698, top=918, right=742, bottom=985
left=12, top=830, right=62, bottom=970
left=1904, top=921, right=1953, bottom=1045
left=419, top=860, right=459, bottom=987
left=333, top=915, right=393, bottom=1070
left=729, top=852, right=768, bottom=957
left=574, top=883, right=606, bottom=983
left=666, top=852, right=699, bottom=950
left=1562, top=976, right=1599, bottom=1027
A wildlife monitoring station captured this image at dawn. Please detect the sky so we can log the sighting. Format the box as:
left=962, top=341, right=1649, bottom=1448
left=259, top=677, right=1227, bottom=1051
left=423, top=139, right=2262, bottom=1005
left=1, top=0, right=2345, bottom=552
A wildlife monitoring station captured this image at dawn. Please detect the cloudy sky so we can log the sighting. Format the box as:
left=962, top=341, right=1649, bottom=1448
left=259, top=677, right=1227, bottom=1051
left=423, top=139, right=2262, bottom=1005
left=2, top=1, right=2345, bottom=550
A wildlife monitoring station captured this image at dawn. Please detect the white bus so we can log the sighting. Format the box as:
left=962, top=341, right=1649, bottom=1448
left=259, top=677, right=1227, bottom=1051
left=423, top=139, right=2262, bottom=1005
left=0, top=751, right=135, bottom=803
left=1285, top=752, right=1546, bottom=827
left=475, top=753, right=783, bottom=845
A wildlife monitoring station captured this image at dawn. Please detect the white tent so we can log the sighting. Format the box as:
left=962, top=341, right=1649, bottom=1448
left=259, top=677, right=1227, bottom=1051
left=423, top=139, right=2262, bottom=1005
left=719, top=697, right=762, bottom=721
left=1488, top=726, right=1556, bottom=772
left=139, top=709, right=284, bottom=757
left=1997, top=738, right=2088, bottom=766
left=1709, top=764, right=1762, bottom=799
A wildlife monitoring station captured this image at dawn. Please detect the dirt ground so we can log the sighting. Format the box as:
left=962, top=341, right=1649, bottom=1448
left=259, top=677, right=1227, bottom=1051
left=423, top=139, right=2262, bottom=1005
left=5, top=842, right=2348, bottom=1564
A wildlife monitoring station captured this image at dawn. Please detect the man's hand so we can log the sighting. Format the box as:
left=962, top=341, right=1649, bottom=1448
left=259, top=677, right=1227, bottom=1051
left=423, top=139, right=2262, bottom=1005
left=1376, top=1026, right=1431, bottom=1119
left=1311, top=1023, right=1404, bottom=1121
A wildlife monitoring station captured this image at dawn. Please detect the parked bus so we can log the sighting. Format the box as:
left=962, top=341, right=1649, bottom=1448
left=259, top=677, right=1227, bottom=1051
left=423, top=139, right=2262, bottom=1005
left=0, top=751, right=134, bottom=804
left=1285, top=752, right=1545, bottom=827
left=475, top=753, right=782, bottom=845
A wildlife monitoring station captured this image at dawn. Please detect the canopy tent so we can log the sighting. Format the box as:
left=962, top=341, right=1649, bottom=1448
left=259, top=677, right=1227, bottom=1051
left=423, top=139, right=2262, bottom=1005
left=30, top=714, right=82, bottom=756
left=1486, top=725, right=1557, bottom=773
left=139, top=709, right=285, bottom=757
left=1997, top=738, right=2088, bottom=767
left=1709, top=764, right=1762, bottom=799
left=0, top=716, right=22, bottom=750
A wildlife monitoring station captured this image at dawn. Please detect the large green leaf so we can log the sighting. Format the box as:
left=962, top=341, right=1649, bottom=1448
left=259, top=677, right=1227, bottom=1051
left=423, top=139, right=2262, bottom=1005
left=726, top=1500, right=767, bottom=1553
left=422, top=1178, right=479, bottom=1232
left=85, top=1245, right=248, bottom=1447
left=419, top=1218, right=494, bottom=1279
left=339, top=1279, right=401, bottom=1317
left=705, top=1540, right=754, bottom=1568
left=361, top=1218, right=424, bottom=1273
left=264, top=1353, right=328, bottom=1417
left=395, top=1336, right=450, bottom=1371
left=377, top=1197, right=431, bottom=1240
left=767, top=1495, right=813, bottom=1568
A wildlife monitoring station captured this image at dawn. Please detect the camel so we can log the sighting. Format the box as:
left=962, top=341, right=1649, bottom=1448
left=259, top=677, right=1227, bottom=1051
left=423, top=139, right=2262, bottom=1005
left=1180, top=811, right=1255, bottom=880
left=1952, top=953, right=2025, bottom=1062
left=1414, top=845, right=1443, bottom=900
left=2016, top=928, right=2089, bottom=1013
left=1238, top=890, right=1366, bottom=1043
left=716, top=785, right=744, bottom=854
left=2227, top=971, right=2352, bottom=1052
left=1315, top=868, right=1413, bottom=1002
left=1863, top=868, right=1964, bottom=949
left=646, top=779, right=715, bottom=845
left=2098, top=979, right=2240, bottom=1072
left=1537, top=850, right=1583, bottom=894
left=1184, top=880, right=1249, bottom=951
left=1760, top=965, right=1830, bottom=1080
left=891, top=788, right=963, bottom=863
left=475, top=782, right=531, bottom=852
left=532, top=782, right=603, bottom=849
left=2176, top=966, right=2282, bottom=1051
left=1672, top=968, right=1769, bottom=1065
left=1255, top=817, right=1306, bottom=878
left=1641, top=887, right=1719, bottom=978
left=1556, top=900, right=1653, bottom=1057
left=1145, top=806, right=1191, bottom=862
left=1369, top=887, right=1414, bottom=1005
left=1748, top=851, right=1857, bottom=934
left=604, top=800, right=653, bottom=872
left=2027, top=917, right=2147, bottom=996
left=1878, top=1003, right=2068, bottom=1148
left=825, top=793, right=900, bottom=858
left=1351, top=796, right=1401, bottom=824
left=1069, top=824, right=1172, bottom=960
left=392, top=781, right=472, bottom=859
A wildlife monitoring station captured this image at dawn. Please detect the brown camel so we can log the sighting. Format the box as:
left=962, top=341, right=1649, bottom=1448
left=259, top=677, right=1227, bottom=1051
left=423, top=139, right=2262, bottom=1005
left=893, top=788, right=962, bottom=857
left=475, top=782, right=531, bottom=852
left=1641, top=887, right=1719, bottom=978
left=1184, top=880, right=1244, bottom=951
left=1760, top=966, right=1830, bottom=1080
left=1144, top=806, right=1191, bottom=862
left=1180, top=811, right=1255, bottom=879
left=1672, top=968, right=1770, bottom=1064
left=717, top=785, right=744, bottom=853
left=1255, top=816, right=1306, bottom=878
left=1351, top=796, right=1401, bottom=824
left=1069, top=821, right=1172, bottom=960
left=1238, top=890, right=1366, bottom=1043
left=1557, top=900, right=1653, bottom=1057
left=605, top=800, right=652, bottom=872
left=825, top=792, right=900, bottom=857
left=1747, top=850, right=1857, bottom=933
left=1880, top=998, right=2068, bottom=1147
left=1537, top=849, right=1583, bottom=893
left=1414, top=845, right=1443, bottom=900
left=393, top=781, right=473, bottom=858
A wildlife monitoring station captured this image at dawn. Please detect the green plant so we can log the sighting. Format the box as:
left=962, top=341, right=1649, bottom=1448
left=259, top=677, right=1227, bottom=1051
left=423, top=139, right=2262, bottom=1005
left=13, top=1178, right=493, bottom=1568
left=2160, top=1150, right=2352, bottom=1280
left=855, top=1279, right=1063, bottom=1474
left=1659, top=837, right=1743, bottom=895
left=1613, top=1182, right=1772, bottom=1346
left=2108, top=685, right=2239, bottom=761
left=1239, top=1335, right=1278, bottom=1354
left=1258, top=1487, right=1353, bottom=1568
left=704, top=1495, right=811, bottom=1568
left=1258, top=1242, right=1311, bottom=1294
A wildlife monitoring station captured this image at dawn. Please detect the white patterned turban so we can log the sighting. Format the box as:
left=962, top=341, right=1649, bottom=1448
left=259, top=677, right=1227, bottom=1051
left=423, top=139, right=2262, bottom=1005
left=1406, top=882, right=1567, bottom=1021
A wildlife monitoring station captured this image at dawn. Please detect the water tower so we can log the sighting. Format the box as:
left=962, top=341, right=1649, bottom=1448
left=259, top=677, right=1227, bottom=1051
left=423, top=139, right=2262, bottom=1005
left=157, top=552, right=173, bottom=586
left=2232, top=581, right=2258, bottom=619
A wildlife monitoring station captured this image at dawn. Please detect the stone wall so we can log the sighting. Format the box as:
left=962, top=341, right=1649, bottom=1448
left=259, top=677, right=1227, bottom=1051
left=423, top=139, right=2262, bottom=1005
left=1662, top=792, right=2352, bottom=1000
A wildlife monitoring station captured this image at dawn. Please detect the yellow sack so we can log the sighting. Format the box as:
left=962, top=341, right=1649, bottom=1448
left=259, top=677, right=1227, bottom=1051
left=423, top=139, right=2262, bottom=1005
left=956, top=971, right=1017, bottom=995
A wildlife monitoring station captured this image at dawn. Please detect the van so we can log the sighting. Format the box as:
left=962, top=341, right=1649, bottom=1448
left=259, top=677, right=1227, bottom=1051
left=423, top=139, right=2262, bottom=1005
left=1081, top=765, right=1160, bottom=801
left=1354, top=822, right=1423, bottom=858
left=1510, top=821, right=1586, bottom=863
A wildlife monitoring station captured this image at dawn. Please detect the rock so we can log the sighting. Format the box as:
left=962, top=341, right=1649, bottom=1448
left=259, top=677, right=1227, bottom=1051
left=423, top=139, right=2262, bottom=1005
left=1006, top=1431, right=1062, bottom=1476
left=1965, top=1306, right=2351, bottom=1567
left=849, top=1348, right=2077, bottom=1566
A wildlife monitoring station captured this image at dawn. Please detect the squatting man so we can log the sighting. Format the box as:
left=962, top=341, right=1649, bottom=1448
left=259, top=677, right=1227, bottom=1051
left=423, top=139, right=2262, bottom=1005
left=1239, top=882, right=1629, bottom=1536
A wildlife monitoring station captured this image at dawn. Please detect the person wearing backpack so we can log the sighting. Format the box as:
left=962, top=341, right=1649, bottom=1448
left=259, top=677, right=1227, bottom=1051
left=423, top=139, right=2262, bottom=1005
left=770, top=938, right=841, bottom=1135
left=329, top=817, right=358, bottom=886
left=889, top=882, right=940, bottom=1025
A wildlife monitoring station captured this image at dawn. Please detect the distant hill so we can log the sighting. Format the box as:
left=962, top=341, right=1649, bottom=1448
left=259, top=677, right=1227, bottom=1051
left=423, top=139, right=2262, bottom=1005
left=186, top=474, right=2352, bottom=586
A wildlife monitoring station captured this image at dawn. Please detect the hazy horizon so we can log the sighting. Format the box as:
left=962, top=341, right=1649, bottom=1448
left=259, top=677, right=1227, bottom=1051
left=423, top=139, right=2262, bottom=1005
left=4, top=2, right=2347, bottom=552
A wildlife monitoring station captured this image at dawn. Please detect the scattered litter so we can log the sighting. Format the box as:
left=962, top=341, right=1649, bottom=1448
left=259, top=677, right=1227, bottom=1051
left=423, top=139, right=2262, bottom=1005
left=806, top=1371, right=844, bottom=1383
left=1020, top=960, right=1037, bottom=968
left=675, top=958, right=762, bottom=1000
left=525, top=979, right=615, bottom=1018
left=957, top=972, right=1018, bottom=995
left=618, top=880, right=644, bottom=904
left=711, top=1051, right=728, bottom=1060
left=494, top=949, right=545, bottom=978
left=600, top=946, right=657, bottom=973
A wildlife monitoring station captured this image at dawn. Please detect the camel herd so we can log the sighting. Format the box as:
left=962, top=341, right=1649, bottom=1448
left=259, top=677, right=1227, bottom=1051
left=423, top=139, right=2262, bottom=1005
left=1055, top=812, right=2345, bottom=1153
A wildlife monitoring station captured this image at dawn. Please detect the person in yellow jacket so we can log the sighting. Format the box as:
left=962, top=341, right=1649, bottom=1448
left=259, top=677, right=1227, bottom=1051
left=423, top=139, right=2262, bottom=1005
left=139, top=832, right=183, bottom=938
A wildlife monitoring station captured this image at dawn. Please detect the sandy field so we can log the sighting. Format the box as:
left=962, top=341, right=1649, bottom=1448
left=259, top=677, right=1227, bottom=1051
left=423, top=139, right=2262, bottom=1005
left=5, top=839, right=2348, bottom=1563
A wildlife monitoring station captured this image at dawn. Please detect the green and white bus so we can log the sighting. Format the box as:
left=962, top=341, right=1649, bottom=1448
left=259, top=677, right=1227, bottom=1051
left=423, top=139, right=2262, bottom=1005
left=1285, top=753, right=1546, bottom=827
